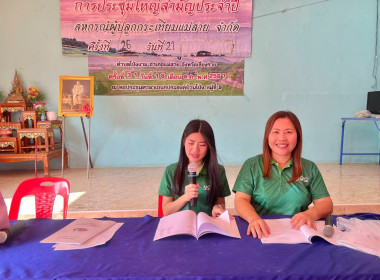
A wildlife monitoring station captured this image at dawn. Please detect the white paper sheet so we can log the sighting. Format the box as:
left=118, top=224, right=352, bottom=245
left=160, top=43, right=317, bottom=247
left=261, top=218, right=310, bottom=244
left=336, top=217, right=380, bottom=257
left=197, top=211, right=240, bottom=239
left=53, top=223, right=123, bottom=250
left=41, top=217, right=117, bottom=245
left=153, top=210, right=197, bottom=240
left=261, top=218, right=338, bottom=244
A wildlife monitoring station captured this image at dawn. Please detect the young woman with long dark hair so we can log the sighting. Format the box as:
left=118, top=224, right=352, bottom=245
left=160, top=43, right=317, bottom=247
left=158, top=119, right=231, bottom=217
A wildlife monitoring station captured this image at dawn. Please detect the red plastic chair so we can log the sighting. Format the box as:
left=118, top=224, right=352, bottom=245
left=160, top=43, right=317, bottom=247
left=158, top=195, right=164, bottom=217
left=9, top=177, right=70, bottom=220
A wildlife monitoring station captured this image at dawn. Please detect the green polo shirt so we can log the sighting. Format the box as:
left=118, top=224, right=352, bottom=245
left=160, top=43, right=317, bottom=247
left=158, top=162, right=231, bottom=215
left=232, top=155, right=330, bottom=215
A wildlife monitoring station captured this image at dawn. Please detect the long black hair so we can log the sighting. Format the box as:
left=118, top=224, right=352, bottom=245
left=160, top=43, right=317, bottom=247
left=172, top=119, right=220, bottom=205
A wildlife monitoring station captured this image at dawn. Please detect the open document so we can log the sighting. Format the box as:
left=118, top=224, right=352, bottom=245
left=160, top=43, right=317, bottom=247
left=153, top=210, right=241, bottom=241
left=41, top=217, right=123, bottom=249
left=260, top=218, right=339, bottom=245
left=261, top=217, right=380, bottom=258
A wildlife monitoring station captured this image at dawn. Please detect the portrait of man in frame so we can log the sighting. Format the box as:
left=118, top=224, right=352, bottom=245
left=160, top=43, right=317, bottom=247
left=58, top=76, right=94, bottom=117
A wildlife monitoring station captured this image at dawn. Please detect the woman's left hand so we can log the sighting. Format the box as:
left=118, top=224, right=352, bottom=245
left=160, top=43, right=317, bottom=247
left=211, top=205, right=234, bottom=220
left=290, top=212, right=316, bottom=230
left=212, top=204, right=225, bottom=218
left=290, top=197, right=334, bottom=230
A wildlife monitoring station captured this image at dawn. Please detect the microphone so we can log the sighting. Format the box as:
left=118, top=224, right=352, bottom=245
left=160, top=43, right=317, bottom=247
left=188, top=163, right=197, bottom=207
left=0, top=220, right=27, bottom=244
left=323, top=215, right=335, bottom=238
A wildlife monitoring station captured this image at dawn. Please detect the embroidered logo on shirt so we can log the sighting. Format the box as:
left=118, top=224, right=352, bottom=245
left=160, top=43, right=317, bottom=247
left=296, top=176, right=309, bottom=183
left=202, top=185, right=211, bottom=191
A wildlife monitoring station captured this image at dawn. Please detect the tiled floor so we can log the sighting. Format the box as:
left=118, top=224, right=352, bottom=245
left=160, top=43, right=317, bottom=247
left=1, top=163, right=380, bottom=219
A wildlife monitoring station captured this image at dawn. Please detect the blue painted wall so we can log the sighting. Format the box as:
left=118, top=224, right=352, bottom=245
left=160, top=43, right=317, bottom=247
left=0, top=0, right=379, bottom=170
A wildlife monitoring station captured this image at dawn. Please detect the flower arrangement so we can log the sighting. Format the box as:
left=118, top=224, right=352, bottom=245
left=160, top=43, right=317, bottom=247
left=28, top=87, right=47, bottom=103
left=28, top=87, right=39, bottom=102
left=33, top=101, right=47, bottom=115
left=78, top=102, right=93, bottom=117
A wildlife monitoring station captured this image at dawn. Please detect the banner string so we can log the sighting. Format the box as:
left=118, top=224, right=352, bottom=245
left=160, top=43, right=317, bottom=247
left=253, top=0, right=330, bottom=19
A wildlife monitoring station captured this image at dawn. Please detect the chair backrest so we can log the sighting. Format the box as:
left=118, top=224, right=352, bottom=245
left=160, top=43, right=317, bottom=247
left=158, top=195, right=163, bottom=217
left=9, top=177, right=70, bottom=220
left=21, top=111, right=37, bottom=128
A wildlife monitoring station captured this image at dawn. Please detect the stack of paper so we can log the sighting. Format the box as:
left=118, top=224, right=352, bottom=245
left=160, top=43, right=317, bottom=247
left=41, top=217, right=123, bottom=250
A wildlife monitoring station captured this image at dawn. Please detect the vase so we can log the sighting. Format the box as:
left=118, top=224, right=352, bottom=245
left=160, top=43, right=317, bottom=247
left=40, top=113, right=47, bottom=121
left=46, top=111, right=57, bottom=121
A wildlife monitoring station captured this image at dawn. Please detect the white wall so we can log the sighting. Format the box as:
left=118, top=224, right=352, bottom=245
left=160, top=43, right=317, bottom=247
left=0, top=0, right=379, bottom=170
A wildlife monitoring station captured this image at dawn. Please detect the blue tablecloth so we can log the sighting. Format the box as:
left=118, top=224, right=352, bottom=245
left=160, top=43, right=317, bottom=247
left=1, top=214, right=380, bottom=279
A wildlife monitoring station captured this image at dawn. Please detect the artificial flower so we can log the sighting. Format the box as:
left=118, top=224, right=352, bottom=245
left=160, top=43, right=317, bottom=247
left=79, top=102, right=93, bottom=117
left=27, top=87, right=47, bottom=103
left=33, top=101, right=47, bottom=114
left=28, top=87, right=39, bottom=102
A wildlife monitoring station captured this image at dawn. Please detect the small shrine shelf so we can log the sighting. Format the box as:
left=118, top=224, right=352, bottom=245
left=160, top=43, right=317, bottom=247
left=0, top=148, right=68, bottom=176
left=0, top=72, right=68, bottom=176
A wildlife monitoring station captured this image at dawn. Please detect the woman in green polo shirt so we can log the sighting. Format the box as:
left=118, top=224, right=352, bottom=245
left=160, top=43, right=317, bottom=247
left=233, top=111, right=333, bottom=239
left=158, top=119, right=231, bottom=217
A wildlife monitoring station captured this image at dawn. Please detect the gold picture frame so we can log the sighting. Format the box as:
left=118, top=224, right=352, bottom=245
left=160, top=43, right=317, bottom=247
left=58, top=75, right=94, bottom=117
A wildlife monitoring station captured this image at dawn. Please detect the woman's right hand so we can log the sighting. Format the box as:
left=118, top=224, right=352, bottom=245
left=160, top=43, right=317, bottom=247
left=247, top=218, right=271, bottom=239
left=184, top=183, right=199, bottom=202
left=235, top=191, right=270, bottom=239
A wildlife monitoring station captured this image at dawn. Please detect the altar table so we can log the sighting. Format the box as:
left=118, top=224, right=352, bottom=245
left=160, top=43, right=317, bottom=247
left=1, top=214, right=380, bottom=279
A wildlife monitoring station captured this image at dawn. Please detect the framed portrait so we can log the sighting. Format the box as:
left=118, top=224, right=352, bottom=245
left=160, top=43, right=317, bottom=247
left=58, top=76, right=94, bottom=117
